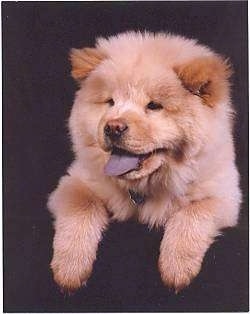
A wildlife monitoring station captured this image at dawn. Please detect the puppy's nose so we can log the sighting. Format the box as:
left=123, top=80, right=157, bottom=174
left=104, top=119, right=128, bottom=140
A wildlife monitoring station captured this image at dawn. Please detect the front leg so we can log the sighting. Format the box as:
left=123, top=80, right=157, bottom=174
left=48, top=175, right=108, bottom=292
left=159, top=198, right=221, bottom=292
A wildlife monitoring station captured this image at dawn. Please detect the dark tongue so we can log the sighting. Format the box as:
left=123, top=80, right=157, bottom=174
left=104, top=152, right=140, bottom=176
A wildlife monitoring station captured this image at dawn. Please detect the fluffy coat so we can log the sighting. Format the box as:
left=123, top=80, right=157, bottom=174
left=48, top=31, right=241, bottom=292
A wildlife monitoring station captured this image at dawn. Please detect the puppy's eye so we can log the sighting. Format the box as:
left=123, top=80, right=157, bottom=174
left=146, top=102, right=163, bottom=110
left=107, top=98, right=114, bottom=106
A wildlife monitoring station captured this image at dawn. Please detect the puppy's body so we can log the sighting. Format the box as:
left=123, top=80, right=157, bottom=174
left=48, top=32, right=241, bottom=292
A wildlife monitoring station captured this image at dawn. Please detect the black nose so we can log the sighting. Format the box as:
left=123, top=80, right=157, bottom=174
left=104, top=119, right=128, bottom=140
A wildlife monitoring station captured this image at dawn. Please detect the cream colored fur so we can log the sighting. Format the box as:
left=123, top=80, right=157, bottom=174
left=48, top=31, right=241, bottom=292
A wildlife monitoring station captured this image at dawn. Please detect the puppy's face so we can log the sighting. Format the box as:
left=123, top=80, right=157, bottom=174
left=94, top=68, right=187, bottom=180
left=70, top=42, right=231, bottom=181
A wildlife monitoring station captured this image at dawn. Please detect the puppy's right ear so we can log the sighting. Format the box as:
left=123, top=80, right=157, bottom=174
left=70, top=47, right=105, bottom=80
left=174, top=56, right=232, bottom=107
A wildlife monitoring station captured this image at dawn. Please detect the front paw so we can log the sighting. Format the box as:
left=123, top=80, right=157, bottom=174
left=158, top=251, right=202, bottom=293
left=51, top=253, right=93, bottom=292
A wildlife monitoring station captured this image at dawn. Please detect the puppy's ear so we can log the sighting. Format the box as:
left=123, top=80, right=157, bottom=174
left=70, top=47, right=105, bottom=80
left=174, top=56, right=232, bottom=107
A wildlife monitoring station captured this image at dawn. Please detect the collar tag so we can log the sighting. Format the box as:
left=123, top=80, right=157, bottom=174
left=128, top=189, right=145, bottom=206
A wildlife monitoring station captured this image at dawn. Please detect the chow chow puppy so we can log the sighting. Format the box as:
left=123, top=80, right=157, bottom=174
left=48, top=31, right=241, bottom=292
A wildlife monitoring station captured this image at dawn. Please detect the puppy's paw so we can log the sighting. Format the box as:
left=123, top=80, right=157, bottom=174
left=158, top=252, right=202, bottom=293
left=51, top=254, right=93, bottom=292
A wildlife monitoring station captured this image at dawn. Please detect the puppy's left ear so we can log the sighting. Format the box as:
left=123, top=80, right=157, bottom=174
left=70, top=47, right=105, bottom=80
left=174, top=56, right=232, bottom=107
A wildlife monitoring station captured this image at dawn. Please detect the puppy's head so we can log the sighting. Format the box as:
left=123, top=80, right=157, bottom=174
left=69, top=32, right=232, bottom=181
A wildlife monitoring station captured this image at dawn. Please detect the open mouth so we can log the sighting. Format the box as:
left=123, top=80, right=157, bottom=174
left=104, top=146, right=165, bottom=177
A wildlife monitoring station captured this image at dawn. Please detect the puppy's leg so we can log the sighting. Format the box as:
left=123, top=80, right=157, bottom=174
left=48, top=175, right=108, bottom=292
left=159, top=198, right=222, bottom=292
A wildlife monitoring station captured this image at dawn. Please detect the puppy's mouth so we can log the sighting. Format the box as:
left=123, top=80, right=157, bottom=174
left=104, top=146, right=165, bottom=177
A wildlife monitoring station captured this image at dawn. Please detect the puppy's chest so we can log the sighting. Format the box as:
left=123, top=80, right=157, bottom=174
left=108, top=189, right=181, bottom=227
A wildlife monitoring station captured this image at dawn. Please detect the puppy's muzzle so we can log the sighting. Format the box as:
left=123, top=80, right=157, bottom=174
left=104, top=119, right=128, bottom=141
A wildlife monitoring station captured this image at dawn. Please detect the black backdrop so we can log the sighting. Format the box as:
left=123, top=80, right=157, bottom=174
left=3, top=1, right=249, bottom=312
